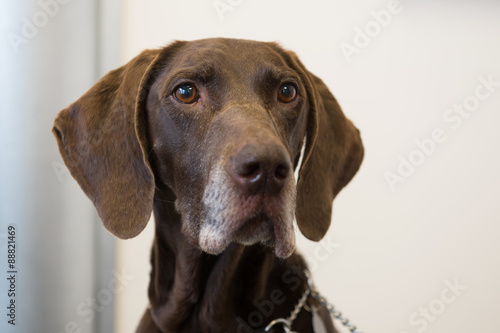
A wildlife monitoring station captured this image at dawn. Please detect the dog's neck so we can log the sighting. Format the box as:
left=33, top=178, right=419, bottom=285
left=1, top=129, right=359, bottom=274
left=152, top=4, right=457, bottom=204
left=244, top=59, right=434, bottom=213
left=147, top=191, right=310, bottom=332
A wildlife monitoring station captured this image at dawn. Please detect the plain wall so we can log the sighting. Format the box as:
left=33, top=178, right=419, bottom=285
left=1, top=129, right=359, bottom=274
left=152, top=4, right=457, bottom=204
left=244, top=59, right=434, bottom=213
left=2, top=1, right=99, bottom=332
left=1, top=1, right=121, bottom=332
left=114, top=1, right=500, bottom=332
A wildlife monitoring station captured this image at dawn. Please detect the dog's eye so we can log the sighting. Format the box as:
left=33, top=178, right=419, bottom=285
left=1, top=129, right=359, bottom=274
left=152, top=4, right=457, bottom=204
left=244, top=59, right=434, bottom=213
left=173, top=84, right=199, bottom=104
left=278, top=84, right=297, bottom=103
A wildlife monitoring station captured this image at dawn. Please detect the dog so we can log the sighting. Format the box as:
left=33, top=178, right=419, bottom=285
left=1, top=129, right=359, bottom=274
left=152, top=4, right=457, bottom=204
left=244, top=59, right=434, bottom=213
left=53, top=38, right=364, bottom=333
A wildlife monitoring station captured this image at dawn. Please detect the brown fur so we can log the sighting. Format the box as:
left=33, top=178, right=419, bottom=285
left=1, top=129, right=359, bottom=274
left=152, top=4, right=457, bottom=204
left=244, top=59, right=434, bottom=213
left=53, top=38, right=364, bottom=332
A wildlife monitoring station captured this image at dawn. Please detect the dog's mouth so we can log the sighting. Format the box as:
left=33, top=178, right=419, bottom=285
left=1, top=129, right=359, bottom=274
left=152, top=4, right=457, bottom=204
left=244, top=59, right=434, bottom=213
left=232, top=213, right=274, bottom=245
left=194, top=152, right=297, bottom=258
left=198, top=188, right=296, bottom=258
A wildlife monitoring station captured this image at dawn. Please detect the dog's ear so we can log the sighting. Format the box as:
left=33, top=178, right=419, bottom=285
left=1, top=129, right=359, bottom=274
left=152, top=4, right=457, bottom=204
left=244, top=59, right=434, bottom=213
left=290, top=55, right=364, bottom=241
left=52, top=43, right=183, bottom=239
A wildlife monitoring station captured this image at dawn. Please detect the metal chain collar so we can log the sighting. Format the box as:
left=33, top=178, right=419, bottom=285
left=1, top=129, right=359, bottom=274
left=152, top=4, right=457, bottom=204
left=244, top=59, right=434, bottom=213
left=264, top=270, right=363, bottom=333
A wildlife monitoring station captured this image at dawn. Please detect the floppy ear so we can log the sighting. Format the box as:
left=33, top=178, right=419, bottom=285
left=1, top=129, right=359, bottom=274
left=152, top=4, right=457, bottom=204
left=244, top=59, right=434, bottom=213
left=294, top=60, right=364, bottom=241
left=52, top=46, right=179, bottom=239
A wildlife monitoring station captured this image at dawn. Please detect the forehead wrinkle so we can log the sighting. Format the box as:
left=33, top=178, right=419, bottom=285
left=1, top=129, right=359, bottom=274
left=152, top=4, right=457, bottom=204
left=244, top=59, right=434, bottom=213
left=254, top=66, right=301, bottom=84
left=169, top=64, right=219, bottom=84
left=170, top=45, right=230, bottom=80
left=179, top=45, right=229, bottom=67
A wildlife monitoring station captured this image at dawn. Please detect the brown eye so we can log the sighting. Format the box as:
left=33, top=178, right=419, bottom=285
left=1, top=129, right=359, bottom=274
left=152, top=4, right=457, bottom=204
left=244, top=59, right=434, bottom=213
left=278, top=84, right=297, bottom=103
left=173, top=84, right=199, bottom=104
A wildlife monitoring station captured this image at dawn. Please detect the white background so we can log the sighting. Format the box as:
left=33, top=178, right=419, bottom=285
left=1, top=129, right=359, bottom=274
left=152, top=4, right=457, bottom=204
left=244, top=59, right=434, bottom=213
left=110, top=0, right=500, bottom=332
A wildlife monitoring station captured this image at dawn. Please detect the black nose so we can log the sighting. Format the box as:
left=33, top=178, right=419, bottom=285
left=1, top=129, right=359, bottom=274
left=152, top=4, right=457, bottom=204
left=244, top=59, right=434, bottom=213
left=230, top=144, right=291, bottom=195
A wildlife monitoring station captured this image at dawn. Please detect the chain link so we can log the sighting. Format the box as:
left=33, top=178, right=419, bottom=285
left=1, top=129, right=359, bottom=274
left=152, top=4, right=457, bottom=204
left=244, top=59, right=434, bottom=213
left=265, top=270, right=363, bottom=333
left=305, top=270, right=363, bottom=333
left=289, top=284, right=310, bottom=323
left=265, top=280, right=310, bottom=332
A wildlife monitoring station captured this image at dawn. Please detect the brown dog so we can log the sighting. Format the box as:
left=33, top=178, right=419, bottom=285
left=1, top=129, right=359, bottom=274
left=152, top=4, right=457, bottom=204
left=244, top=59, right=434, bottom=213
left=53, top=38, right=363, bottom=333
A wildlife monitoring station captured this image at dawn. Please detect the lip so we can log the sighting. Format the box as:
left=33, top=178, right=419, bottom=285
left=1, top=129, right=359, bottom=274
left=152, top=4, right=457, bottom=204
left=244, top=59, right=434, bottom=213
left=199, top=160, right=297, bottom=257
left=198, top=195, right=279, bottom=254
left=232, top=213, right=274, bottom=245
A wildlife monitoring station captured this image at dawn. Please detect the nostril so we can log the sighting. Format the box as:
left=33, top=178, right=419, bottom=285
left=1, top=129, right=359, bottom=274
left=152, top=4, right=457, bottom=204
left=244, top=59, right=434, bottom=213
left=274, top=163, right=290, bottom=180
left=230, top=143, right=291, bottom=194
left=240, top=162, right=261, bottom=179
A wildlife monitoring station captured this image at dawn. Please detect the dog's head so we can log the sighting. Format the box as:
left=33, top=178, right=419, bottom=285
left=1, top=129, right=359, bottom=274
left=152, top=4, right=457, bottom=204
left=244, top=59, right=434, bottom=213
left=53, top=38, right=363, bottom=258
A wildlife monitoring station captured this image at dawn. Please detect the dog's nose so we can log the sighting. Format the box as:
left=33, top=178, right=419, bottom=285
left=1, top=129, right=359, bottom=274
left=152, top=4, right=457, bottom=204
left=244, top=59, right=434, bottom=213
left=230, top=144, right=291, bottom=194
